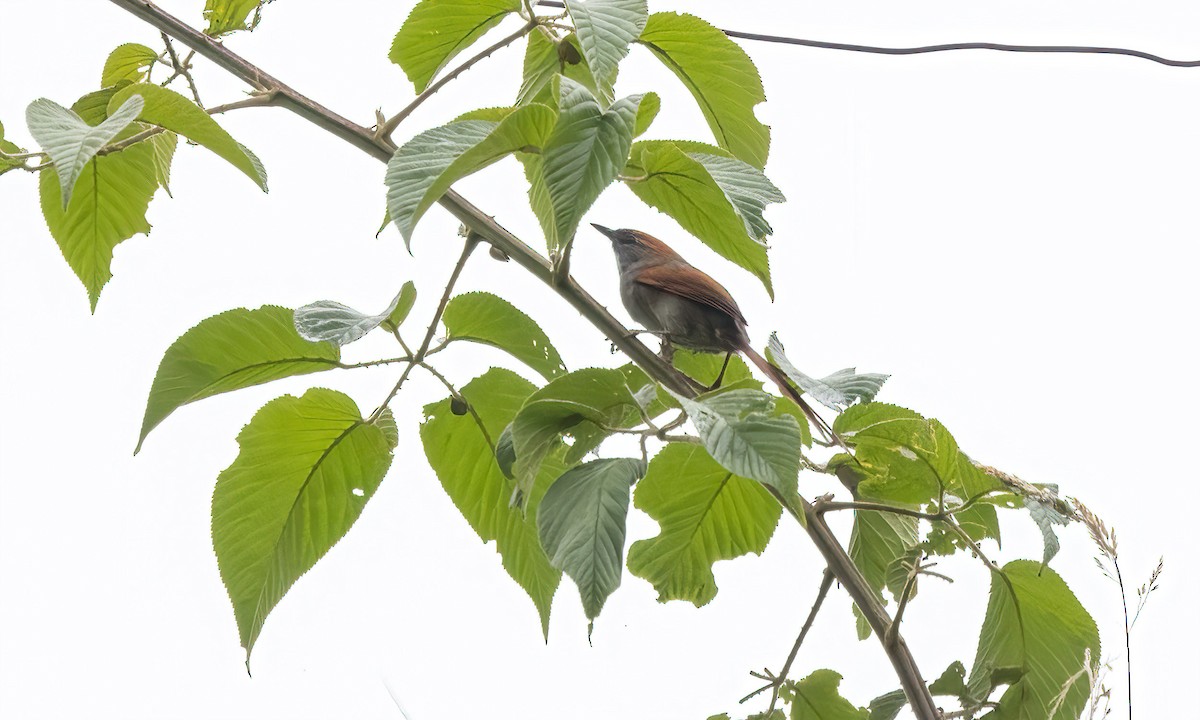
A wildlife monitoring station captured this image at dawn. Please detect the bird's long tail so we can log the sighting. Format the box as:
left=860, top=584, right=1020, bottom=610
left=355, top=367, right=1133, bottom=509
left=742, top=346, right=849, bottom=453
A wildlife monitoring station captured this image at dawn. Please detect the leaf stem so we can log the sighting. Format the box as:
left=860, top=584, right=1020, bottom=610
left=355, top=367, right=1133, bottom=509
left=379, top=19, right=536, bottom=141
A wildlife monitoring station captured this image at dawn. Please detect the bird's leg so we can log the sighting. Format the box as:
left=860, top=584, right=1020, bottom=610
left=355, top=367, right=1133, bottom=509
left=707, top=352, right=733, bottom=391
left=659, top=336, right=675, bottom=364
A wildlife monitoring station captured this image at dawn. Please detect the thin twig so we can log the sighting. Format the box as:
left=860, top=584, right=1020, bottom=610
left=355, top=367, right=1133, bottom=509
left=886, top=563, right=920, bottom=648
left=161, top=31, right=204, bottom=106
left=536, top=0, right=1200, bottom=68
left=380, top=20, right=536, bottom=140
left=766, top=569, right=835, bottom=714
left=372, top=237, right=478, bottom=420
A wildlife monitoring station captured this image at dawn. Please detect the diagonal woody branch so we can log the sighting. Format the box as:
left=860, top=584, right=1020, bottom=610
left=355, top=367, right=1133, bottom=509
left=104, top=2, right=937, bottom=716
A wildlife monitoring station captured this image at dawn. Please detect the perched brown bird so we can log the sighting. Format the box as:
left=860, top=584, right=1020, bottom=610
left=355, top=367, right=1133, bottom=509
left=592, top=223, right=837, bottom=444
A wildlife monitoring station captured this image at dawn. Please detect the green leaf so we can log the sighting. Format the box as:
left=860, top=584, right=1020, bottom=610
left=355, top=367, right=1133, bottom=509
left=511, top=367, right=641, bottom=500
left=442, top=291, right=567, bottom=380
left=624, top=140, right=776, bottom=296
left=768, top=334, right=889, bottom=411
left=967, top=561, right=1100, bottom=719
left=137, top=306, right=341, bottom=453
left=148, top=129, right=178, bottom=194
left=539, top=77, right=642, bottom=248
left=669, top=388, right=802, bottom=497
left=385, top=104, right=555, bottom=247
left=627, top=444, right=780, bottom=606
left=212, top=389, right=395, bottom=661
left=108, top=84, right=268, bottom=191
left=637, top=12, right=770, bottom=168
left=565, top=0, right=648, bottom=100
left=781, top=670, right=869, bottom=720
left=867, top=690, right=907, bottom=720
left=672, top=348, right=754, bottom=388
left=26, top=95, right=144, bottom=207
left=38, top=131, right=162, bottom=311
left=420, top=368, right=563, bottom=637
left=848, top=509, right=919, bottom=639
left=294, top=289, right=413, bottom=347
left=517, top=30, right=615, bottom=106
left=380, top=281, right=417, bottom=333
left=1025, top=493, right=1070, bottom=567
left=0, top=120, right=26, bottom=176
left=834, top=404, right=1000, bottom=508
left=389, top=0, right=523, bottom=93
left=101, top=43, right=158, bottom=86
left=203, top=0, right=264, bottom=36
left=633, top=91, right=659, bottom=137
left=537, top=458, right=641, bottom=628
left=929, top=660, right=968, bottom=699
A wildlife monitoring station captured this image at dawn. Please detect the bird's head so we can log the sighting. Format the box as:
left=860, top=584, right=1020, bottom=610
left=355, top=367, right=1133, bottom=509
left=590, top=224, right=680, bottom=267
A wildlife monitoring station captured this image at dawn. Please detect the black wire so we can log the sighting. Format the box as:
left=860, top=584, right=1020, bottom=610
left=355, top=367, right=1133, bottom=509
left=535, top=0, right=1200, bottom=68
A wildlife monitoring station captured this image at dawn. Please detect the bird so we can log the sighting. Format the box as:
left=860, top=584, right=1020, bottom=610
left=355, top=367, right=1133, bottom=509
left=591, top=223, right=840, bottom=446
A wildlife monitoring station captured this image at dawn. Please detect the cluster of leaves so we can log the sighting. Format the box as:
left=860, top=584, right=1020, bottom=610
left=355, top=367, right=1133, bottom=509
left=1, top=1, right=1104, bottom=718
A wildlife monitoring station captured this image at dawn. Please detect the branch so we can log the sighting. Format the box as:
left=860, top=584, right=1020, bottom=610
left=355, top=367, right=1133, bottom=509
left=102, top=3, right=938, bottom=716
left=739, top=569, right=834, bottom=714
left=379, top=19, right=536, bottom=140
left=535, top=0, right=1200, bottom=68
left=373, top=236, right=478, bottom=419
left=105, top=0, right=693, bottom=397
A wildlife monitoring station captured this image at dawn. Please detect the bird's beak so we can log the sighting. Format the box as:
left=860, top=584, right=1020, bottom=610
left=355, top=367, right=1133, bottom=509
left=590, top=223, right=616, bottom=240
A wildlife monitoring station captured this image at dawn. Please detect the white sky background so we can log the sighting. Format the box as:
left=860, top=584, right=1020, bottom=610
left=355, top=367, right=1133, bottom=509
left=2, top=0, right=1199, bottom=717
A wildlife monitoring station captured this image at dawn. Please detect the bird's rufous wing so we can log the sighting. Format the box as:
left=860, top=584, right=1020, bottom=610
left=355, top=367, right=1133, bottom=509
left=635, top=262, right=747, bottom=325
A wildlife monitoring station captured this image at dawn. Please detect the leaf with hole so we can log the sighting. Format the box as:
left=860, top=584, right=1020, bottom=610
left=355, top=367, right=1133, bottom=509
left=537, top=457, right=642, bottom=631
left=108, top=84, right=267, bottom=191
left=203, top=0, right=265, bottom=36
left=390, top=0, right=523, bottom=93
left=212, top=389, right=395, bottom=663
left=442, top=291, right=566, bottom=380
left=781, top=670, right=868, bottom=720
left=137, top=306, right=342, bottom=453
left=420, top=368, right=564, bottom=637
left=637, top=12, right=770, bottom=168
left=26, top=94, right=144, bottom=207
left=627, top=444, right=780, bottom=606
